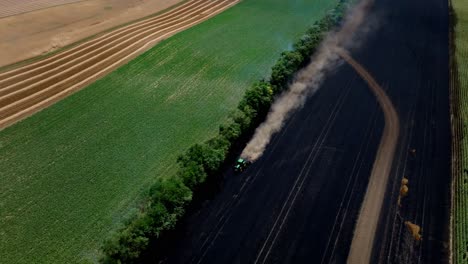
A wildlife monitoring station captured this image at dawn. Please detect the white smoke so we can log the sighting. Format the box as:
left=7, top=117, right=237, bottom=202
left=241, top=0, right=374, bottom=161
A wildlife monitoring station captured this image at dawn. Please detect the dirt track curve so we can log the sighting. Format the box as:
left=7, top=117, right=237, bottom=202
left=337, top=49, right=400, bottom=264
left=0, top=0, right=238, bottom=130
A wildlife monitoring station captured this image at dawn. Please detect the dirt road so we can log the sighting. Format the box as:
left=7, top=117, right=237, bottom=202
left=0, top=0, right=238, bottom=130
left=337, top=49, right=400, bottom=264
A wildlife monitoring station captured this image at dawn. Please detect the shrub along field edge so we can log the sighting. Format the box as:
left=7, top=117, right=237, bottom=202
left=100, top=1, right=347, bottom=262
left=450, top=0, right=468, bottom=262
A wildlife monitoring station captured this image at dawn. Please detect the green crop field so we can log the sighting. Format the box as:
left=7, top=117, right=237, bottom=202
left=0, top=0, right=338, bottom=263
left=453, top=0, right=468, bottom=262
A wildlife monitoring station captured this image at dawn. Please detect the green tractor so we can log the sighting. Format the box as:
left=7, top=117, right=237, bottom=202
left=234, top=158, right=250, bottom=173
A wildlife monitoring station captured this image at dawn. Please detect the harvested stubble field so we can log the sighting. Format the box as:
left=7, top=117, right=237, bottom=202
left=0, top=0, right=338, bottom=262
left=453, top=0, right=468, bottom=262
left=0, top=0, right=85, bottom=18
left=0, top=0, right=183, bottom=67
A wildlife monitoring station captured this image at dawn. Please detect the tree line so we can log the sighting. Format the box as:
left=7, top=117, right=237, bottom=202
left=100, top=1, right=347, bottom=262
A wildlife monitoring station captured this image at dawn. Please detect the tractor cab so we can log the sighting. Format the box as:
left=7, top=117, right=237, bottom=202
left=234, top=158, right=250, bottom=173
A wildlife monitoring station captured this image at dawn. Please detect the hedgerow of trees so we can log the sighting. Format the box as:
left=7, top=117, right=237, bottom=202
left=100, top=1, right=347, bottom=263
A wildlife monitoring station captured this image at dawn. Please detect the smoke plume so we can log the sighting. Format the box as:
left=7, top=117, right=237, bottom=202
left=241, top=0, right=374, bottom=161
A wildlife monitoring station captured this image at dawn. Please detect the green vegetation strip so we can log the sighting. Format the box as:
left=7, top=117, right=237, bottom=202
left=0, top=0, right=338, bottom=263
left=453, top=0, right=468, bottom=262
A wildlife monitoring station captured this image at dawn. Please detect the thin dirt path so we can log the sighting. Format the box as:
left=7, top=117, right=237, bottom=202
left=336, top=48, right=400, bottom=264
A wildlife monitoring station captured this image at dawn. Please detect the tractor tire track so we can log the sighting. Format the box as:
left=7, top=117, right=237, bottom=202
left=253, top=74, right=355, bottom=264
left=320, top=101, right=380, bottom=264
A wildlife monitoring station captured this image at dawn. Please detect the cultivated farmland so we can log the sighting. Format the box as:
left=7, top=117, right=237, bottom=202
left=0, top=0, right=239, bottom=129
left=0, top=0, right=338, bottom=262
left=452, top=0, right=468, bottom=262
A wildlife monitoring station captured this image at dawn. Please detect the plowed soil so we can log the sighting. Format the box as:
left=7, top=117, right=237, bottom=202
left=0, top=0, right=239, bottom=130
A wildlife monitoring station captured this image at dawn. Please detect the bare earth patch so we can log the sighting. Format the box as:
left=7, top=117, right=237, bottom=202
left=0, top=0, right=182, bottom=67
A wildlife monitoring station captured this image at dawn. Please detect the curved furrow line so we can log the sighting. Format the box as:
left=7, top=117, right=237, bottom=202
left=0, top=0, right=238, bottom=129
left=0, top=0, right=206, bottom=83
left=0, top=0, right=220, bottom=104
